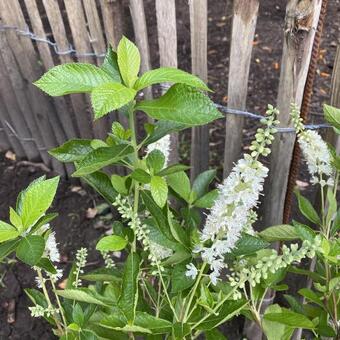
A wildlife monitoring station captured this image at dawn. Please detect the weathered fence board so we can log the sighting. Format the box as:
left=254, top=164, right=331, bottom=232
left=130, top=0, right=152, bottom=100
left=0, top=122, right=10, bottom=152
left=263, top=0, right=323, bottom=226
left=155, top=0, right=179, bottom=163
left=189, top=0, right=209, bottom=180
left=223, top=0, right=259, bottom=177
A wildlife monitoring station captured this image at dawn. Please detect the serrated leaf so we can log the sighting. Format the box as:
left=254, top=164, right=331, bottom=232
left=136, top=84, right=222, bottom=126
left=16, top=235, right=45, bottom=266
left=83, top=171, right=117, bottom=203
left=56, top=289, right=109, bottom=306
left=167, top=171, right=191, bottom=202
left=150, top=176, right=168, bottom=208
left=146, top=150, right=165, bottom=174
left=157, top=164, right=190, bottom=177
left=20, top=176, right=59, bottom=229
left=134, top=67, right=209, bottom=91
left=34, top=63, right=114, bottom=96
left=259, top=224, right=299, bottom=242
left=111, top=174, right=128, bottom=194
left=49, top=139, right=93, bottom=163
left=81, top=268, right=121, bottom=282
left=171, top=262, right=195, bottom=293
left=263, top=309, right=315, bottom=329
left=194, top=189, right=218, bottom=208
left=37, top=257, right=57, bottom=274
left=117, top=37, right=140, bottom=88
left=294, top=222, right=316, bottom=243
left=118, top=252, right=140, bottom=322
left=232, top=234, right=270, bottom=256
left=91, top=83, right=136, bottom=119
left=0, top=221, right=19, bottom=243
left=323, top=104, right=340, bottom=130
left=0, top=239, right=20, bottom=261
left=9, top=208, right=23, bottom=232
left=96, top=235, right=128, bottom=252
left=101, top=45, right=121, bottom=82
left=73, top=145, right=134, bottom=176
left=298, top=288, right=324, bottom=308
left=134, top=312, right=172, bottom=334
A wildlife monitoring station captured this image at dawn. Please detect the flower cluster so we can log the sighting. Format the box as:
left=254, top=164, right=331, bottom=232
left=196, top=105, right=279, bottom=285
left=73, top=247, right=88, bottom=287
left=29, top=305, right=59, bottom=318
left=101, top=251, right=115, bottom=269
left=291, top=103, right=333, bottom=186
left=45, top=231, right=60, bottom=262
left=146, top=135, right=171, bottom=167
left=113, top=195, right=173, bottom=267
left=228, top=236, right=322, bottom=299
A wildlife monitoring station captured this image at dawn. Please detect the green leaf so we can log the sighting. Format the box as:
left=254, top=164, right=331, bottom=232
left=157, top=164, right=190, bottom=177
left=56, top=289, right=109, bottom=306
left=131, top=169, right=151, bottom=184
left=0, top=239, right=20, bottom=261
left=298, top=288, right=324, bottom=308
left=111, top=174, right=128, bottom=194
left=101, top=45, right=121, bottom=82
left=150, top=176, right=168, bottom=208
left=197, top=299, right=247, bottom=330
left=73, top=145, right=134, bottom=176
left=20, top=176, right=59, bottom=229
left=136, top=84, right=222, bottom=126
left=91, top=83, right=136, bottom=119
left=37, top=257, right=57, bottom=274
left=323, top=104, right=340, bottom=130
left=49, top=139, right=93, bottom=163
left=83, top=171, right=117, bottom=203
left=167, top=171, right=191, bottom=202
left=16, top=235, right=45, bottom=266
left=9, top=208, right=23, bottom=232
left=204, top=329, right=227, bottom=340
left=262, top=304, right=294, bottom=340
left=96, top=235, right=128, bottom=252
left=192, top=169, right=216, bottom=199
left=294, top=222, right=316, bottom=243
left=171, top=262, right=195, bottom=293
left=118, top=252, right=140, bottom=322
left=81, top=268, right=121, bottom=282
left=263, top=309, right=315, bottom=329
left=232, top=234, right=270, bottom=256
left=259, top=224, right=299, bottom=242
left=284, top=294, right=305, bottom=314
left=73, top=304, right=85, bottom=326
left=0, top=221, right=19, bottom=243
left=146, top=150, right=165, bottom=174
left=295, top=191, right=321, bottom=225
left=34, top=63, right=114, bottom=96
left=134, top=67, right=209, bottom=91
left=117, top=36, right=140, bottom=88
left=134, top=312, right=172, bottom=334
left=194, top=189, right=218, bottom=209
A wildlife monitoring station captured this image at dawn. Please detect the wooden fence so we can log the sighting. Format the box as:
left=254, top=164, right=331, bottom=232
left=0, top=0, right=336, bottom=229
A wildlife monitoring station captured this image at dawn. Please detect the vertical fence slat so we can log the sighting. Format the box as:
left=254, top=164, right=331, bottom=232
left=263, top=0, right=323, bottom=227
left=155, top=0, right=178, bottom=163
left=100, top=0, right=124, bottom=48
left=0, top=1, right=65, bottom=174
left=0, top=122, right=10, bottom=152
left=0, top=25, right=46, bottom=163
left=223, top=0, right=259, bottom=177
left=83, top=0, right=110, bottom=139
left=63, top=0, right=99, bottom=139
left=189, top=0, right=209, bottom=180
left=23, top=0, right=77, bottom=142
left=326, top=46, right=340, bottom=151
left=130, top=0, right=152, bottom=100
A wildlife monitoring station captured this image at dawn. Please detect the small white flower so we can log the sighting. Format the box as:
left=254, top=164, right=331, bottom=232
left=29, top=305, right=45, bottom=318
left=185, top=263, right=198, bottom=280
left=45, top=232, right=60, bottom=262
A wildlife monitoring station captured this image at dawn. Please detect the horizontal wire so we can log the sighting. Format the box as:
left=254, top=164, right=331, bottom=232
left=0, top=24, right=331, bottom=147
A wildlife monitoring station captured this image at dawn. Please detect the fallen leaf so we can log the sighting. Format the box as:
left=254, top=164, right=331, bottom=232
left=86, top=207, right=98, bottom=219
left=5, top=151, right=16, bottom=161
left=58, top=279, right=67, bottom=289
left=296, top=180, right=309, bottom=188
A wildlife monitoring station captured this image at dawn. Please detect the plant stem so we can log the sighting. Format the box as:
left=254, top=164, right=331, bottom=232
left=50, top=279, right=68, bottom=331
left=183, top=262, right=206, bottom=322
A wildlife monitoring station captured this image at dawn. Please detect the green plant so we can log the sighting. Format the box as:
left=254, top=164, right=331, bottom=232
left=0, top=37, right=338, bottom=340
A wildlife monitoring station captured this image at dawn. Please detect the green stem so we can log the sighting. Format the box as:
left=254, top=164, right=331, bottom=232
left=183, top=262, right=206, bottom=322
left=50, top=279, right=68, bottom=331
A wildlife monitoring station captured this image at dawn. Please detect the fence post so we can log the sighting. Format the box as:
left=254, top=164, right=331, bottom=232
left=189, top=0, right=209, bottom=181
left=223, top=0, right=259, bottom=177
left=130, top=0, right=153, bottom=100
left=155, top=0, right=179, bottom=163
left=0, top=123, right=10, bottom=152
left=262, top=0, right=323, bottom=228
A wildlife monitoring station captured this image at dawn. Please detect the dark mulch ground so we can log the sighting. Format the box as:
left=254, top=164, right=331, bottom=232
left=0, top=0, right=339, bottom=338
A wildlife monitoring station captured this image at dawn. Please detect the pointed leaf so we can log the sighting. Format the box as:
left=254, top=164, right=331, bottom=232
left=134, top=67, right=209, bottom=91
left=101, top=46, right=121, bottom=82
left=323, top=104, right=340, bottom=130
left=49, top=139, right=93, bottom=163
left=16, top=235, right=45, bottom=266
left=0, top=221, right=19, bottom=243
left=136, top=84, right=222, bottom=126
left=259, top=224, right=299, bottom=242
left=34, top=63, right=114, bottom=96
left=263, top=309, right=315, bottom=329
left=192, top=169, right=216, bottom=199
left=96, top=235, right=128, bottom=252
left=150, top=176, right=168, bottom=208
left=167, top=171, right=191, bottom=202
left=194, top=189, right=218, bottom=208
left=91, top=83, right=136, bottom=119
left=56, top=289, right=109, bottom=306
